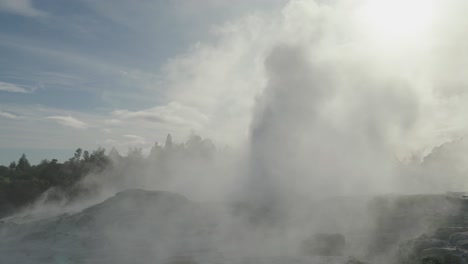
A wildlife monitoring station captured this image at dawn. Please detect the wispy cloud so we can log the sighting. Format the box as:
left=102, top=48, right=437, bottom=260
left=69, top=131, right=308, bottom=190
left=112, top=101, right=208, bottom=129
left=123, top=134, right=144, bottom=140
left=123, top=134, right=146, bottom=144
left=0, top=82, right=34, bottom=93
left=46, top=115, right=88, bottom=129
left=0, top=111, right=19, bottom=119
left=104, top=119, right=122, bottom=125
left=0, top=0, right=46, bottom=17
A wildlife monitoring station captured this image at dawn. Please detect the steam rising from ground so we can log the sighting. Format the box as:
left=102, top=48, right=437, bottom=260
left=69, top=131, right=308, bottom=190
left=153, top=0, right=468, bottom=194
left=111, top=0, right=468, bottom=260
left=4, top=0, right=468, bottom=263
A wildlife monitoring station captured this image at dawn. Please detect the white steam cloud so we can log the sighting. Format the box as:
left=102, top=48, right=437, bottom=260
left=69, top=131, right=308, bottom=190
left=3, top=0, right=468, bottom=263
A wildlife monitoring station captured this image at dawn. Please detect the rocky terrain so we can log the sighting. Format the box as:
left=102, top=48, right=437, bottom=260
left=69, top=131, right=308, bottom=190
left=395, top=195, right=468, bottom=264
left=365, top=193, right=468, bottom=264
left=2, top=189, right=468, bottom=264
left=0, top=190, right=215, bottom=264
left=0, top=189, right=378, bottom=264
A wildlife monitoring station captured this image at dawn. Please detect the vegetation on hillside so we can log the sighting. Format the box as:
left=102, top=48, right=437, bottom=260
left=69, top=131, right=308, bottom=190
left=0, top=133, right=215, bottom=218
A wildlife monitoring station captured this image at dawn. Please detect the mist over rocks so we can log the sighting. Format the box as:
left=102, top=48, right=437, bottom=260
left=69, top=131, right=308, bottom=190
left=396, top=195, right=468, bottom=264
left=0, top=187, right=374, bottom=264
left=0, top=191, right=445, bottom=262
left=243, top=42, right=416, bottom=231
left=0, top=187, right=378, bottom=264
left=2, top=187, right=468, bottom=264
left=2, top=0, right=468, bottom=263
left=0, top=189, right=216, bottom=264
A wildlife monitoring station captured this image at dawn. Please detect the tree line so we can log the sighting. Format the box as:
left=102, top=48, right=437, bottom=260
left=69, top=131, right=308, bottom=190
left=0, top=133, right=215, bottom=218
left=0, top=148, right=109, bottom=218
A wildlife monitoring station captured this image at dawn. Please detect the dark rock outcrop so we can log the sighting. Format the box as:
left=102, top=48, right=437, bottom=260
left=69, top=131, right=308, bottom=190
left=397, top=195, right=468, bottom=264
left=0, top=189, right=215, bottom=264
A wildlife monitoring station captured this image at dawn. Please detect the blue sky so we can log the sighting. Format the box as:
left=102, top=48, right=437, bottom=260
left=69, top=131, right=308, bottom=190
left=0, top=0, right=288, bottom=164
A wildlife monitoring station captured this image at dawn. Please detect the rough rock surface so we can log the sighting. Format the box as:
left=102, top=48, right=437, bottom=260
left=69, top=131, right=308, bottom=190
left=396, top=195, right=468, bottom=264
left=0, top=189, right=215, bottom=264
left=0, top=189, right=359, bottom=264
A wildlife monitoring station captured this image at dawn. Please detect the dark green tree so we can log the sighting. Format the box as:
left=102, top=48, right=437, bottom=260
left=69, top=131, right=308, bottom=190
left=16, top=154, right=31, bottom=171
left=74, top=148, right=82, bottom=162
left=83, top=151, right=90, bottom=162
left=165, top=134, right=173, bottom=150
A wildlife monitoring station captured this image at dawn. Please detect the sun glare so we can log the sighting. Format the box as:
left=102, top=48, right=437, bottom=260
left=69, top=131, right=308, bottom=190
left=356, top=0, right=438, bottom=45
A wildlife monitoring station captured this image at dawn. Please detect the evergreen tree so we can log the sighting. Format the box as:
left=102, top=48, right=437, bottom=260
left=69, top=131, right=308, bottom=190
left=83, top=151, right=90, bottom=162
left=16, top=154, right=31, bottom=171
left=74, top=148, right=82, bottom=161
left=165, top=134, right=173, bottom=150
